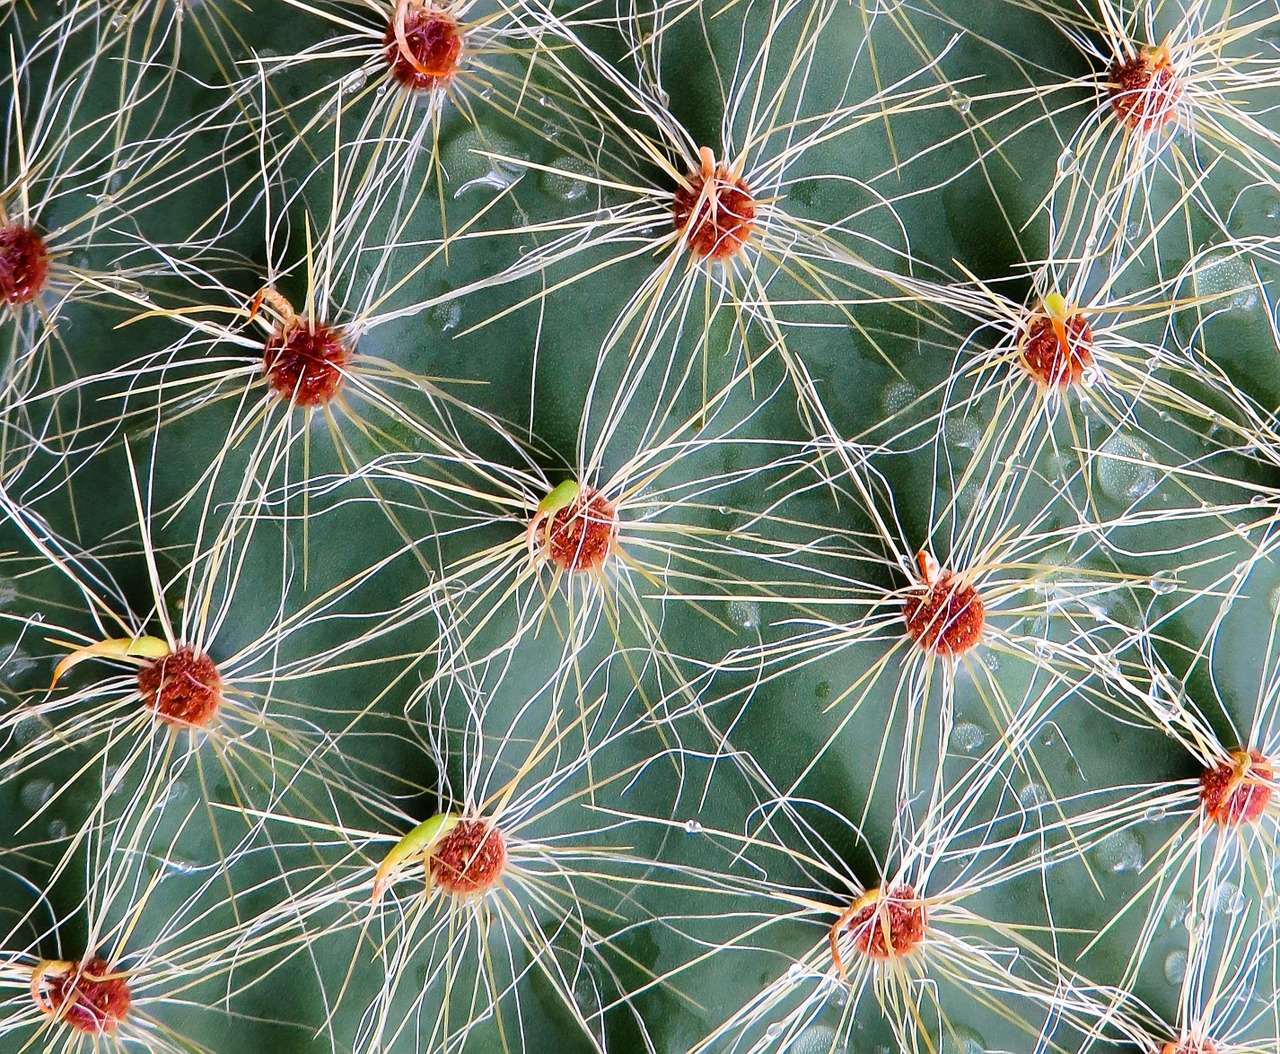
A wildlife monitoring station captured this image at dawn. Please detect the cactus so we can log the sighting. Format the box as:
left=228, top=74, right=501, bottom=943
left=2, top=1, right=1280, bottom=1053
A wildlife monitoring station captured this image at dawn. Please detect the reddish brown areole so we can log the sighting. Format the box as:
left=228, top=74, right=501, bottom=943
left=384, top=4, right=463, bottom=90
left=672, top=152, right=756, bottom=261
left=1160, top=1041, right=1218, bottom=1054
left=1021, top=309, right=1095, bottom=388
left=1200, top=750, right=1274, bottom=827
left=428, top=818, right=506, bottom=895
left=903, top=571, right=985, bottom=656
left=137, top=646, right=222, bottom=728
left=0, top=223, right=50, bottom=305
left=263, top=319, right=349, bottom=406
left=38, top=958, right=132, bottom=1035
left=540, top=487, right=619, bottom=573
left=1109, top=47, right=1182, bottom=134
left=844, top=885, right=927, bottom=959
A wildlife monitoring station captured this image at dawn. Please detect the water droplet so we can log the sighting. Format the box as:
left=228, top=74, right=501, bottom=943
left=951, top=722, right=987, bottom=753
left=1093, top=829, right=1144, bottom=874
left=684, top=819, right=702, bottom=834
left=12, top=714, right=45, bottom=746
left=1164, top=949, right=1187, bottom=984
left=1019, top=782, right=1049, bottom=808
left=19, top=778, right=55, bottom=811
left=1149, top=570, right=1179, bottom=595
left=1057, top=148, right=1077, bottom=173
left=792, top=1026, right=845, bottom=1054
left=939, top=1024, right=986, bottom=1054
left=1188, top=248, right=1260, bottom=311
left=787, top=962, right=805, bottom=982
left=571, top=964, right=605, bottom=1048
left=538, top=156, right=593, bottom=202
left=881, top=379, right=918, bottom=415
left=0, top=645, right=36, bottom=683
left=443, top=130, right=526, bottom=197
left=47, top=819, right=68, bottom=840
left=945, top=416, right=982, bottom=452
left=726, top=599, right=760, bottom=631
left=428, top=301, right=461, bottom=332
left=1213, top=880, right=1245, bottom=916
left=765, top=1023, right=783, bottom=1041
left=1096, top=435, right=1158, bottom=502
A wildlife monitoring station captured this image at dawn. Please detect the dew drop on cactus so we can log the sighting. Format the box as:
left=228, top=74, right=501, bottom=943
left=137, top=646, right=222, bottom=728
left=672, top=147, right=756, bottom=261
left=0, top=222, right=50, bottom=305
left=1020, top=295, right=1095, bottom=388
left=1212, top=880, right=1245, bottom=916
left=839, top=885, right=926, bottom=961
left=263, top=318, right=350, bottom=406
left=1185, top=249, right=1260, bottom=312
left=428, top=818, right=506, bottom=895
left=726, top=599, right=760, bottom=631
left=945, top=416, right=982, bottom=453
left=19, top=778, right=55, bottom=811
left=34, top=958, right=131, bottom=1035
left=789, top=1024, right=840, bottom=1054
left=1199, top=750, right=1274, bottom=827
left=951, top=721, right=987, bottom=753
left=1109, top=46, right=1182, bottom=134
left=1096, top=435, right=1157, bottom=501
left=1093, top=829, right=1144, bottom=874
left=1019, top=782, right=1050, bottom=808
left=881, top=379, right=918, bottom=415
left=533, top=486, right=619, bottom=574
left=903, top=552, right=984, bottom=656
left=539, top=156, right=591, bottom=202
left=384, top=2, right=463, bottom=91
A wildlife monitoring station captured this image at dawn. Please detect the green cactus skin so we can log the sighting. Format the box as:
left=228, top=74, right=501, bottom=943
left=2, top=2, right=1280, bottom=1054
